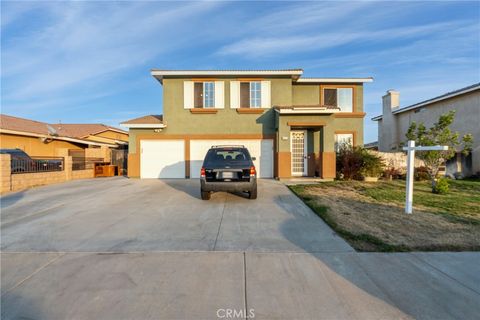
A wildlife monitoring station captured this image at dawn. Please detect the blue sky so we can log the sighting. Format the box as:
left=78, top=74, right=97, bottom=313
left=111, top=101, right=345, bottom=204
left=1, top=1, right=479, bottom=143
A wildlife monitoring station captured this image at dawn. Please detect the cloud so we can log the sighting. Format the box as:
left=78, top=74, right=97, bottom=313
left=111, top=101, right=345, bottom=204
left=217, top=21, right=472, bottom=57
left=1, top=1, right=223, bottom=101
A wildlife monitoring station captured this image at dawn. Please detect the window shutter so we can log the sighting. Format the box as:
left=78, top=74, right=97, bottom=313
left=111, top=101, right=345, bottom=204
left=261, top=80, right=271, bottom=108
left=184, top=81, right=194, bottom=109
left=214, top=81, right=224, bottom=109
left=230, top=81, right=240, bottom=108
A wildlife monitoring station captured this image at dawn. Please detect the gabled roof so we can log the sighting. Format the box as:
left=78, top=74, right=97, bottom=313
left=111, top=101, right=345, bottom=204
left=120, top=115, right=165, bottom=128
left=50, top=123, right=127, bottom=138
left=372, top=83, right=480, bottom=121
left=0, top=114, right=126, bottom=146
left=0, top=114, right=53, bottom=135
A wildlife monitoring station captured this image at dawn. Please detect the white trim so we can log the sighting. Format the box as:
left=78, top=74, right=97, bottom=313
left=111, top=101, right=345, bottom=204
left=296, top=77, right=373, bottom=83
left=392, top=85, right=480, bottom=115
left=275, top=108, right=339, bottom=114
left=121, top=123, right=166, bottom=128
left=152, top=70, right=303, bottom=77
left=0, top=128, right=117, bottom=148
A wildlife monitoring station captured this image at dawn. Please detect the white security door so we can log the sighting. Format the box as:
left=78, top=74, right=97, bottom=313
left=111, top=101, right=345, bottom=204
left=190, top=139, right=274, bottom=178
left=140, top=140, right=185, bottom=178
left=291, top=131, right=308, bottom=176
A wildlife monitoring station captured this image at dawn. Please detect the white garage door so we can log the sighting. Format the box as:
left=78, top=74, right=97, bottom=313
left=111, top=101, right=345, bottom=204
left=190, top=140, right=274, bottom=178
left=140, top=140, right=185, bottom=178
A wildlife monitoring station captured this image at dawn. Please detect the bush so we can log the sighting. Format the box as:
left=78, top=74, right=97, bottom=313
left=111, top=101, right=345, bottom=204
left=433, top=178, right=449, bottom=194
left=336, top=145, right=384, bottom=180
left=383, top=167, right=403, bottom=180
left=415, top=166, right=430, bottom=181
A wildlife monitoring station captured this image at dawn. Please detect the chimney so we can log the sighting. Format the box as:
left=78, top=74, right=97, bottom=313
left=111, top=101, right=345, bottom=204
left=382, top=90, right=400, bottom=115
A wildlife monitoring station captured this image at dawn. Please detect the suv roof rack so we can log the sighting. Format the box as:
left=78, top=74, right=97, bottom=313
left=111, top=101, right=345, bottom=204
left=211, top=145, right=245, bottom=148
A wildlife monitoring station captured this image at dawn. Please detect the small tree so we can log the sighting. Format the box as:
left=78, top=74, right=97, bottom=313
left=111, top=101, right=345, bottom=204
left=405, top=110, right=473, bottom=191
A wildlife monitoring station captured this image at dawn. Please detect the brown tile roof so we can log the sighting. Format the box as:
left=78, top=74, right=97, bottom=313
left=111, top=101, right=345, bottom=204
left=0, top=114, right=127, bottom=138
left=50, top=123, right=127, bottom=138
left=121, top=115, right=163, bottom=124
left=0, top=114, right=52, bottom=135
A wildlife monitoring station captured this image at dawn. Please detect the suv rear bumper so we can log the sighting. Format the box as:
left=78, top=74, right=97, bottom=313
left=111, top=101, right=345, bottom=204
left=201, top=178, right=256, bottom=192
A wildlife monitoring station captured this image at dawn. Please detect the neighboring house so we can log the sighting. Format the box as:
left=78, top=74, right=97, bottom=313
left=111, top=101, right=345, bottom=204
left=372, top=83, right=480, bottom=177
left=0, top=114, right=128, bottom=157
left=121, top=69, right=372, bottom=179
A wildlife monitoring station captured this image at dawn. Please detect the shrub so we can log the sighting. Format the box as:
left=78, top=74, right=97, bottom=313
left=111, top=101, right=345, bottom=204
left=383, top=167, right=403, bottom=180
left=415, top=166, right=430, bottom=181
left=433, top=178, right=449, bottom=194
left=336, top=145, right=384, bottom=180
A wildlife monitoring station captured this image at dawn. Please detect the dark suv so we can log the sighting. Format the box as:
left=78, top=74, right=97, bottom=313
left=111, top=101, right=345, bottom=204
left=200, top=145, right=257, bottom=200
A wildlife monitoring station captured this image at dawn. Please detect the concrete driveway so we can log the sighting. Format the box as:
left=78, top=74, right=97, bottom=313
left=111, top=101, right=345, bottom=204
left=1, top=178, right=479, bottom=319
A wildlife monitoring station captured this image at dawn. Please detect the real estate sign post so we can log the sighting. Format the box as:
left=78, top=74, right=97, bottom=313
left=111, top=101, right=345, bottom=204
left=403, top=140, right=448, bottom=214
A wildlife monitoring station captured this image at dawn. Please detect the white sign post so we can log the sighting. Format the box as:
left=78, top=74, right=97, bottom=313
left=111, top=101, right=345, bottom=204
left=402, top=140, right=448, bottom=214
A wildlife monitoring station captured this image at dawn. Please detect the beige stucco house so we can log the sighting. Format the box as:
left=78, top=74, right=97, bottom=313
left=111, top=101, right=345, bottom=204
left=372, top=83, right=480, bottom=177
left=122, top=69, right=373, bottom=179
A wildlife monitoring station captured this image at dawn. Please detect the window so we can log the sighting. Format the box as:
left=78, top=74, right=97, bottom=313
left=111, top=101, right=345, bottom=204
left=323, top=87, right=353, bottom=112
left=194, top=82, right=215, bottom=108
left=240, top=81, right=261, bottom=108
left=334, top=133, right=353, bottom=152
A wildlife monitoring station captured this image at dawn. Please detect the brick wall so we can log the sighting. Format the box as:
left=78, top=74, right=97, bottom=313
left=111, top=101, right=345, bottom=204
left=72, top=169, right=95, bottom=180
left=1, top=155, right=96, bottom=194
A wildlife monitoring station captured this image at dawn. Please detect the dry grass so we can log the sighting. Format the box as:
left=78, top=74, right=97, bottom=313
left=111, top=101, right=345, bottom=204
left=290, top=180, right=480, bottom=252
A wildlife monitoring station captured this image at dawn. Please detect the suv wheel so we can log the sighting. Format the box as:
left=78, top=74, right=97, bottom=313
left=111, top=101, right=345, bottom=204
left=248, top=185, right=257, bottom=200
left=201, top=189, right=211, bottom=200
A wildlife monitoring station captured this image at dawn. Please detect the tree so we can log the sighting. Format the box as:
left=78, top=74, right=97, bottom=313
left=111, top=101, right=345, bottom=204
left=405, top=110, right=473, bottom=191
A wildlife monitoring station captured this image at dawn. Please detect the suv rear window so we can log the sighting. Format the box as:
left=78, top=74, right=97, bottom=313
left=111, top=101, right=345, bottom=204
left=204, top=148, right=251, bottom=166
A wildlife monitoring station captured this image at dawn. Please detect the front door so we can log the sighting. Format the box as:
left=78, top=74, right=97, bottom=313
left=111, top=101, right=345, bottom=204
left=291, top=131, right=308, bottom=176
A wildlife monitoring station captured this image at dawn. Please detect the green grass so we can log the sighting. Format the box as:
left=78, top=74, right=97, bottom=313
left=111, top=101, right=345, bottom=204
left=354, top=179, right=480, bottom=221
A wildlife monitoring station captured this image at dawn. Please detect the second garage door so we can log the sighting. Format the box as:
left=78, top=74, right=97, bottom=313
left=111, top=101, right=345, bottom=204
left=140, top=140, right=185, bottom=178
left=190, top=140, right=274, bottom=178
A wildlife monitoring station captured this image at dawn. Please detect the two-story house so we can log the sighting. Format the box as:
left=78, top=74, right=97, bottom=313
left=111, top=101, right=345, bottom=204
left=372, top=83, right=480, bottom=177
left=121, top=69, right=372, bottom=179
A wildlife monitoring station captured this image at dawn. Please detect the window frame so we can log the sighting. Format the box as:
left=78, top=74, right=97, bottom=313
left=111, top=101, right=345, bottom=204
left=203, top=81, right=215, bottom=108
left=239, top=81, right=262, bottom=108
left=334, top=131, right=356, bottom=152
left=321, top=85, right=355, bottom=113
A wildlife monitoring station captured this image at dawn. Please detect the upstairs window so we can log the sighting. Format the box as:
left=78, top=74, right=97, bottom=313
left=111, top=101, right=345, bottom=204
left=240, top=81, right=262, bottom=108
left=323, top=87, right=353, bottom=112
left=194, top=82, right=215, bottom=108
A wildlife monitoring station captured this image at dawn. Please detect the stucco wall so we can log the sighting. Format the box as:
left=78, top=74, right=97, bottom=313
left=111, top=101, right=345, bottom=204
left=379, top=90, right=480, bottom=174
left=0, top=133, right=83, bottom=157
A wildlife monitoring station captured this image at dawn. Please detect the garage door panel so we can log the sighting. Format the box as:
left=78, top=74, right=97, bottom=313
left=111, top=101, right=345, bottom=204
left=141, top=140, right=185, bottom=178
left=190, top=140, right=273, bottom=178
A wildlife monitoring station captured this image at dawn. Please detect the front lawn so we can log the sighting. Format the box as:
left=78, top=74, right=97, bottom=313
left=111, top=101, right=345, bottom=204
left=289, top=179, right=480, bottom=252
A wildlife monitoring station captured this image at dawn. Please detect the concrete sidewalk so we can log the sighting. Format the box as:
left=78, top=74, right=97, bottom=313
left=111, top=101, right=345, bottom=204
left=2, top=251, right=479, bottom=319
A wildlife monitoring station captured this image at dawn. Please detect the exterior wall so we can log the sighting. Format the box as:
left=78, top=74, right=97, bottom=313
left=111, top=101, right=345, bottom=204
left=378, top=90, right=480, bottom=174
left=0, top=133, right=83, bottom=157
left=276, top=114, right=363, bottom=178
left=94, top=130, right=129, bottom=142
left=292, top=84, right=320, bottom=105
left=127, top=77, right=366, bottom=179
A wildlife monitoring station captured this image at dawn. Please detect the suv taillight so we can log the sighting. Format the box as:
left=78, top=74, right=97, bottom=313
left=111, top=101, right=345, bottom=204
left=250, top=166, right=256, bottom=176
left=200, top=167, right=206, bottom=178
